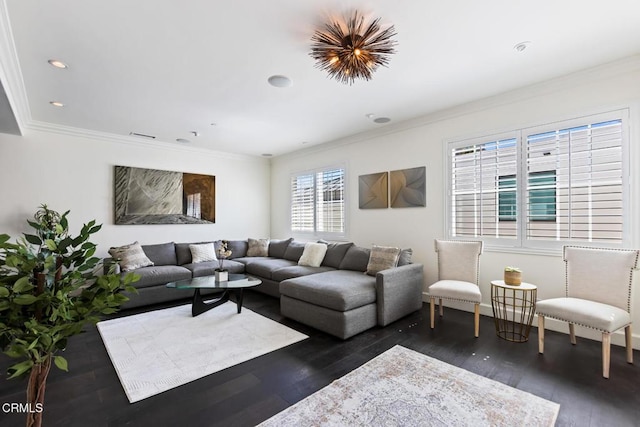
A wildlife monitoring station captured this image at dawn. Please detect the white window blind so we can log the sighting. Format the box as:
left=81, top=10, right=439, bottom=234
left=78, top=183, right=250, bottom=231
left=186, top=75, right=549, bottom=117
left=525, top=118, right=624, bottom=243
left=291, top=166, right=345, bottom=235
left=450, top=137, right=518, bottom=239
left=447, top=110, right=628, bottom=250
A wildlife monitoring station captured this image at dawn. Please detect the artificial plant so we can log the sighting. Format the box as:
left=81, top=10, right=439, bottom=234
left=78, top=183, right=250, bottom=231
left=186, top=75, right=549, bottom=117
left=0, top=204, right=138, bottom=427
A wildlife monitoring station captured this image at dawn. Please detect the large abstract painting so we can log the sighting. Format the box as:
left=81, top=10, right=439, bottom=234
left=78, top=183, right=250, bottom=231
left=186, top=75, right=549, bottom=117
left=115, top=166, right=215, bottom=224
left=390, top=166, right=426, bottom=208
left=359, top=172, right=388, bottom=209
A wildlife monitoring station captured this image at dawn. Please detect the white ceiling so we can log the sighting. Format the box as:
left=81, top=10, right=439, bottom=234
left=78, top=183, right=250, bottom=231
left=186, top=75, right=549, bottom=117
left=3, top=0, right=640, bottom=156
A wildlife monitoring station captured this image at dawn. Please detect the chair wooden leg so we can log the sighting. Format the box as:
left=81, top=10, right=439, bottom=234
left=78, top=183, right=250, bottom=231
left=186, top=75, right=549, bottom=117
left=602, top=332, right=611, bottom=379
left=430, top=297, right=435, bottom=329
left=569, top=323, right=576, bottom=345
left=439, top=298, right=443, bottom=317
left=538, top=316, right=545, bottom=354
left=474, top=303, right=479, bottom=338
left=625, top=325, right=633, bottom=364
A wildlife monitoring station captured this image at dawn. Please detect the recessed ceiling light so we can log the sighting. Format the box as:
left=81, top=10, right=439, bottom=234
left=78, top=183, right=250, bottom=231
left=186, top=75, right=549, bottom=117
left=267, top=75, right=292, bottom=88
left=365, top=113, right=375, bottom=119
left=261, top=153, right=273, bottom=157
left=373, top=117, right=391, bottom=124
left=48, top=59, right=68, bottom=69
left=49, top=101, right=64, bottom=107
left=514, top=41, right=531, bottom=52
left=176, top=138, right=190, bottom=143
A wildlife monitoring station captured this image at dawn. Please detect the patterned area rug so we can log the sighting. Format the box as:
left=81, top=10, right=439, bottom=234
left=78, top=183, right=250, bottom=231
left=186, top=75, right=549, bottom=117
left=260, top=345, right=559, bottom=427
left=97, top=301, right=308, bottom=403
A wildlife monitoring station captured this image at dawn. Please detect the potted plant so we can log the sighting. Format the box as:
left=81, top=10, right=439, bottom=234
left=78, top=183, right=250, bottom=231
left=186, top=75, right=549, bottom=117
left=504, top=266, right=522, bottom=286
left=0, top=204, right=138, bottom=427
left=215, top=240, right=232, bottom=282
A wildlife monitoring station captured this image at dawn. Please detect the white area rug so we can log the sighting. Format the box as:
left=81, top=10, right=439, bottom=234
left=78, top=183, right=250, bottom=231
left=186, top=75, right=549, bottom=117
left=97, top=301, right=308, bottom=403
left=260, top=345, right=559, bottom=427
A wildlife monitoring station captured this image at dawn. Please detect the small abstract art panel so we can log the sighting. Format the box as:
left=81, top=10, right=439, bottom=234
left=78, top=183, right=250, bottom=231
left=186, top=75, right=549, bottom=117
left=359, top=172, right=388, bottom=209
left=390, top=166, right=426, bottom=208
left=115, top=166, right=215, bottom=224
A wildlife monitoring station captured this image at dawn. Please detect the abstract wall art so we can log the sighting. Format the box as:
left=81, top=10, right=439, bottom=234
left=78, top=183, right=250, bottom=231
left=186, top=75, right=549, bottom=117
left=359, top=172, right=388, bottom=209
left=390, top=166, right=426, bottom=208
left=115, top=166, right=215, bottom=224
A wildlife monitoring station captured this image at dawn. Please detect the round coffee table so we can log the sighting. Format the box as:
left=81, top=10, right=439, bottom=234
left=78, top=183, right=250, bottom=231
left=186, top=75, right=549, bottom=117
left=166, top=274, right=261, bottom=316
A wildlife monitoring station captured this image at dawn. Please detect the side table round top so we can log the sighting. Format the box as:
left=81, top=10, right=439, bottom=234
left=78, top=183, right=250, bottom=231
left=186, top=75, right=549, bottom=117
left=490, top=280, right=537, bottom=291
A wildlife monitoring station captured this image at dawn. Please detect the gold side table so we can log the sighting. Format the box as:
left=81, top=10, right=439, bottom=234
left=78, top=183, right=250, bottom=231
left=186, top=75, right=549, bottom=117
left=491, top=280, right=537, bottom=343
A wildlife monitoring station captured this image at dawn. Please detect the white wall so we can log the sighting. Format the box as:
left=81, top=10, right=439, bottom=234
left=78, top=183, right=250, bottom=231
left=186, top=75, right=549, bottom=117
left=271, top=57, right=640, bottom=347
left=0, top=128, right=271, bottom=257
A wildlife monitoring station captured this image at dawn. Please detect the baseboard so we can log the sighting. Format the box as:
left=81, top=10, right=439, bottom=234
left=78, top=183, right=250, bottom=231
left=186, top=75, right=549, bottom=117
left=422, top=292, right=640, bottom=350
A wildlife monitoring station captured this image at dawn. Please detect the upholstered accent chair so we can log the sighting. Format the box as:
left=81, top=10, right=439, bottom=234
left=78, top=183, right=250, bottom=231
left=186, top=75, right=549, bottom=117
left=429, top=240, right=483, bottom=337
left=536, top=246, right=640, bottom=378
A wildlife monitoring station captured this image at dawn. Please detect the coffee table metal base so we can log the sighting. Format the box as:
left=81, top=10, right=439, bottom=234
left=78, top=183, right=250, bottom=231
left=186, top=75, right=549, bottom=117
left=192, top=288, right=245, bottom=317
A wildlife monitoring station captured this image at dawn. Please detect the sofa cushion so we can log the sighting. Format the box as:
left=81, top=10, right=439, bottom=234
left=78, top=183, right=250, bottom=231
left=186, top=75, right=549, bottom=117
left=109, top=241, right=154, bottom=272
left=283, top=240, right=306, bottom=262
left=247, top=238, right=269, bottom=257
left=245, top=258, right=297, bottom=279
left=398, top=248, right=413, bottom=266
left=189, top=243, right=218, bottom=263
left=280, top=270, right=376, bottom=311
left=227, top=240, right=248, bottom=259
left=268, top=238, right=293, bottom=258
left=176, top=241, right=217, bottom=265
left=298, top=242, right=328, bottom=267
left=338, top=245, right=371, bottom=272
left=183, top=260, right=245, bottom=277
left=128, top=265, right=192, bottom=289
left=272, top=265, right=335, bottom=282
left=320, top=241, right=354, bottom=268
left=366, top=245, right=401, bottom=276
left=141, top=242, right=177, bottom=266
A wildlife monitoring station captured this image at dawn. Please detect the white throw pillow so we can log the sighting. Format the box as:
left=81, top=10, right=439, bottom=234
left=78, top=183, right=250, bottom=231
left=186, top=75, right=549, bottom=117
left=298, top=242, right=328, bottom=267
left=189, top=243, right=217, bottom=263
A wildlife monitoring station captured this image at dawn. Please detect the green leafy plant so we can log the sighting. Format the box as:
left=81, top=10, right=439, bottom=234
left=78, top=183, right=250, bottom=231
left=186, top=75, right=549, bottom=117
left=504, top=266, right=522, bottom=273
left=0, top=205, right=138, bottom=427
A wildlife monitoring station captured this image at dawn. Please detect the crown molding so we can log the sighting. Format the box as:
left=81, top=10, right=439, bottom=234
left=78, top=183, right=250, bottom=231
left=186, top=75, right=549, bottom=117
left=24, top=120, right=266, bottom=163
left=276, top=55, right=640, bottom=162
left=0, top=0, right=30, bottom=132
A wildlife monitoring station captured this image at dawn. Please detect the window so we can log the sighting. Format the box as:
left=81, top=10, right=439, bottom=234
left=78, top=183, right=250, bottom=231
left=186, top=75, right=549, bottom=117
left=291, top=166, right=345, bottom=236
left=447, top=110, right=628, bottom=250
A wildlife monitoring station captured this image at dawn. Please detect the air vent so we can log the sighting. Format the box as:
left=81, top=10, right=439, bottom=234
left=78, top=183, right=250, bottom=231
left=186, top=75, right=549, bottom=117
left=129, top=132, right=156, bottom=139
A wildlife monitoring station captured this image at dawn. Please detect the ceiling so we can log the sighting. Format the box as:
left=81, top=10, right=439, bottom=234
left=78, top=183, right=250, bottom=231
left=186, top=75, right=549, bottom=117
left=2, top=1, right=640, bottom=157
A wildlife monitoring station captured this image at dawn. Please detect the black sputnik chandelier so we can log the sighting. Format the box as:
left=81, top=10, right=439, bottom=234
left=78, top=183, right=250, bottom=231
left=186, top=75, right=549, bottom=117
left=309, top=11, right=397, bottom=85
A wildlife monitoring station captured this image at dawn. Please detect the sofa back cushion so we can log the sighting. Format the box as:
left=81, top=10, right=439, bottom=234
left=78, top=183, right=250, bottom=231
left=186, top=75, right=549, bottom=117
left=141, top=242, right=177, bottom=266
left=225, top=240, right=248, bottom=259
left=283, top=240, right=306, bottom=261
left=338, top=245, right=371, bottom=272
left=320, top=241, right=354, bottom=268
left=268, top=237, right=293, bottom=258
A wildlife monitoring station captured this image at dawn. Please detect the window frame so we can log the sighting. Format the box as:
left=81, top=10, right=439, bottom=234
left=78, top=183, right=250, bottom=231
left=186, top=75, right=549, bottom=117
left=290, top=164, right=347, bottom=239
left=445, top=109, right=631, bottom=254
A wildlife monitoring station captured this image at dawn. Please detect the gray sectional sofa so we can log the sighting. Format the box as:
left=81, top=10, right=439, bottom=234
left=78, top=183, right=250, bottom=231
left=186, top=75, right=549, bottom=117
left=106, top=238, right=424, bottom=339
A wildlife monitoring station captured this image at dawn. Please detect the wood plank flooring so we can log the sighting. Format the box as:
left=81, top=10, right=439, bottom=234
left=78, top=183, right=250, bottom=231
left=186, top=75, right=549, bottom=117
left=1, top=291, right=639, bottom=426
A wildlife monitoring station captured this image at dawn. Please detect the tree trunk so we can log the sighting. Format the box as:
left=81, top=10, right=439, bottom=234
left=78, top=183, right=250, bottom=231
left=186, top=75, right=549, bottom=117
left=25, top=356, right=51, bottom=427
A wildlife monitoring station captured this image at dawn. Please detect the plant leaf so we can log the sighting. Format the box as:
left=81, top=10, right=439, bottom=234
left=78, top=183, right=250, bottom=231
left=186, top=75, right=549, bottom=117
left=12, top=276, right=34, bottom=293
left=53, top=355, right=69, bottom=371
left=45, top=239, right=57, bottom=251
left=0, top=286, right=10, bottom=298
left=23, top=234, right=42, bottom=245
left=7, top=360, right=33, bottom=379
left=13, top=294, right=38, bottom=305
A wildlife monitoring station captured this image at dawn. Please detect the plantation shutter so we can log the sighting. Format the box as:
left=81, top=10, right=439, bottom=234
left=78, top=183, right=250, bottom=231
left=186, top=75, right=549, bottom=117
left=526, top=119, right=624, bottom=242
left=316, top=168, right=345, bottom=233
left=291, top=173, right=315, bottom=232
left=450, top=137, right=518, bottom=239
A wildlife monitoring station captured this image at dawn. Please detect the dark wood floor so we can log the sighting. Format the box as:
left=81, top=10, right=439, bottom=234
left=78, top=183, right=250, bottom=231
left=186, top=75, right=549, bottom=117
left=1, top=291, right=639, bottom=427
